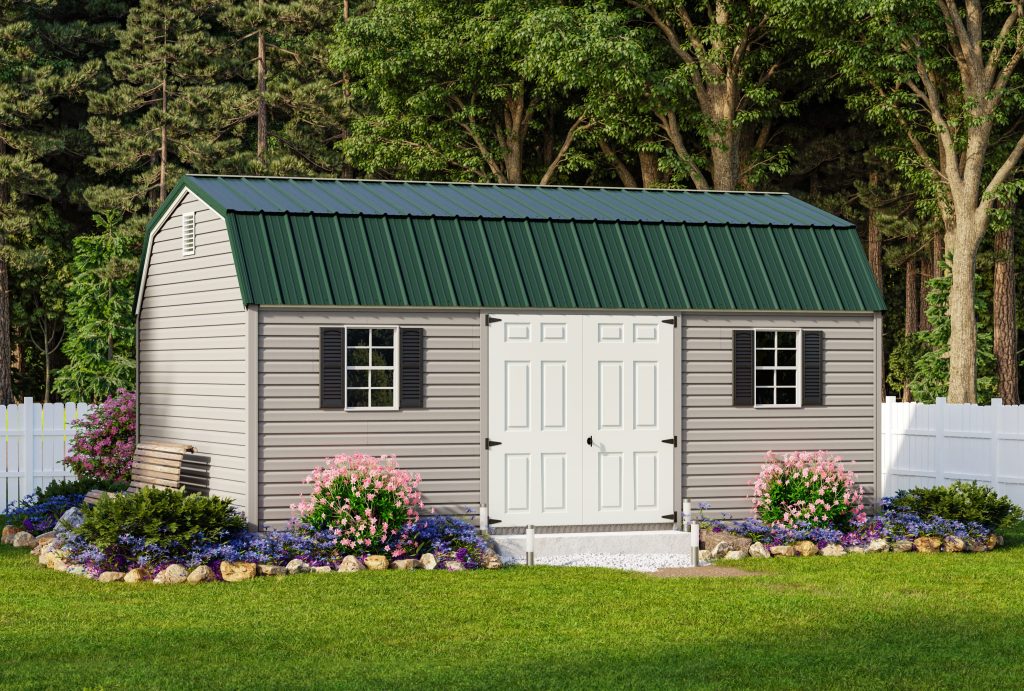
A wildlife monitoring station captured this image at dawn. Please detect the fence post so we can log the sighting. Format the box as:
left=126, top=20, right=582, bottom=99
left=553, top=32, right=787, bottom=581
left=22, top=397, right=34, bottom=498
left=882, top=396, right=895, bottom=497
left=933, top=397, right=947, bottom=486
left=991, top=398, right=1002, bottom=495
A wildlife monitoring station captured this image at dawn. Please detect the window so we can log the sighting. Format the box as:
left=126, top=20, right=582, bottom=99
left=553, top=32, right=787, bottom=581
left=182, top=212, right=196, bottom=256
left=754, top=330, right=800, bottom=407
left=345, top=327, right=397, bottom=409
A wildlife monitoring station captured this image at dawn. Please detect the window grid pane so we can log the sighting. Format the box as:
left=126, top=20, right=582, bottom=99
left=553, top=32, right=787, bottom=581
left=345, top=327, right=398, bottom=409
left=754, top=330, right=799, bottom=407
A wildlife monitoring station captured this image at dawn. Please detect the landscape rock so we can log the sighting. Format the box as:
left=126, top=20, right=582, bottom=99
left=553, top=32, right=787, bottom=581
left=866, top=539, right=889, bottom=553
left=50, top=558, right=69, bottom=572
left=154, top=564, right=189, bottom=584
left=748, top=542, right=772, bottom=559
left=710, top=541, right=734, bottom=559
left=943, top=536, right=965, bottom=553
left=390, top=558, right=421, bottom=570
left=124, top=567, right=150, bottom=583
left=698, top=549, right=711, bottom=562
left=187, top=565, right=216, bottom=584
left=847, top=546, right=866, bottom=554
left=12, top=531, right=37, bottom=549
left=821, top=544, right=846, bottom=557
left=258, top=564, right=286, bottom=577
left=770, top=545, right=796, bottom=557
left=57, top=507, right=84, bottom=531
left=913, top=536, right=942, bottom=553
left=700, top=529, right=753, bottom=553
left=98, top=571, right=125, bottom=583
left=34, top=530, right=55, bottom=540
left=967, top=540, right=988, bottom=552
left=363, top=555, right=389, bottom=571
left=723, top=550, right=745, bottom=560
left=444, top=560, right=465, bottom=571
left=892, top=539, right=914, bottom=553
left=419, top=553, right=438, bottom=570
left=1, top=524, right=19, bottom=544
left=285, top=558, right=310, bottom=575
left=337, top=555, right=366, bottom=572
left=312, top=565, right=333, bottom=573
left=481, top=549, right=503, bottom=569
left=794, top=540, right=819, bottom=557
left=66, top=565, right=90, bottom=578
left=986, top=534, right=999, bottom=550
left=220, top=560, right=257, bottom=582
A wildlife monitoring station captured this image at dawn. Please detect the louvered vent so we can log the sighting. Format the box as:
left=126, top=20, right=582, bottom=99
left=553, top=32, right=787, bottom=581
left=182, top=212, right=196, bottom=256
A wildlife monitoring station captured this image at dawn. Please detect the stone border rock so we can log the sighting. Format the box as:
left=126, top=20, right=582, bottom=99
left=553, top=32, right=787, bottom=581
left=699, top=529, right=999, bottom=563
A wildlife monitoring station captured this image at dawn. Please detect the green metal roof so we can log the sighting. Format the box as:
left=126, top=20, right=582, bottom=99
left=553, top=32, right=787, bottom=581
left=140, top=176, right=885, bottom=312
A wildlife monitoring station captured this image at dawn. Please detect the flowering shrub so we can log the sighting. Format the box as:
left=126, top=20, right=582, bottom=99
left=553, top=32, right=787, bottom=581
left=752, top=450, right=866, bottom=530
left=408, top=515, right=490, bottom=569
left=292, top=454, right=424, bottom=557
left=63, top=389, right=136, bottom=482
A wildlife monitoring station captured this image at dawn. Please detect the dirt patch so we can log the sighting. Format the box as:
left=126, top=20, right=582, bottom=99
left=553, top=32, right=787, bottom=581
left=649, top=566, right=763, bottom=578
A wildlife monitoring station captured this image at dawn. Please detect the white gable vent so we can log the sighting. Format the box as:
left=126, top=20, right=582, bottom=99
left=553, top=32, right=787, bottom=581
left=182, top=212, right=196, bottom=256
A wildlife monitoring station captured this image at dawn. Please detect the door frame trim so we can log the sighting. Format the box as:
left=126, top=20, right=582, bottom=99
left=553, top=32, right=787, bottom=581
left=481, top=310, right=682, bottom=529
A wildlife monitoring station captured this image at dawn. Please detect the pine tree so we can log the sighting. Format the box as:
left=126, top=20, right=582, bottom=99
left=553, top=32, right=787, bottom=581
left=85, top=0, right=244, bottom=218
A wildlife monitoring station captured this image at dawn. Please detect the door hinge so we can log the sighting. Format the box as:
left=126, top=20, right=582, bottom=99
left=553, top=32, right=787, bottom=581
left=485, top=438, right=502, bottom=449
left=661, top=436, right=678, bottom=447
left=488, top=517, right=503, bottom=525
left=661, top=511, right=678, bottom=521
left=486, top=315, right=502, bottom=325
left=661, top=316, right=678, bottom=327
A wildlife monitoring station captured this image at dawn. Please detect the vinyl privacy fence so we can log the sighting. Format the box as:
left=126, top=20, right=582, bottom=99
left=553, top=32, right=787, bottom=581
left=1, top=398, right=91, bottom=509
left=881, top=397, right=1024, bottom=506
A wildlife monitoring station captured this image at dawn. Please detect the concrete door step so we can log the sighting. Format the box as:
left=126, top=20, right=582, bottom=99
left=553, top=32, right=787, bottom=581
left=491, top=530, right=694, bottom=560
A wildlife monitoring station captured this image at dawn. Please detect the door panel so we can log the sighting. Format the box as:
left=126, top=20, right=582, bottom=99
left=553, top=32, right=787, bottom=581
left=582, top=316, right=675, bottom=524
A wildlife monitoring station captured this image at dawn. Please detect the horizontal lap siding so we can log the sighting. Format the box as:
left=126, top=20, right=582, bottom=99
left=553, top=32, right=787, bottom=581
left=138, top=191, right=248, bottom=509
left=682, top=313, right=878, bottom=517
left=257, top=309, right=482, bottom=528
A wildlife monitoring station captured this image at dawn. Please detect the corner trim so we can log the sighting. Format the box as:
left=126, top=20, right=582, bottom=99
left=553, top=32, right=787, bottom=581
left=245, top=304, right=259, bottom=530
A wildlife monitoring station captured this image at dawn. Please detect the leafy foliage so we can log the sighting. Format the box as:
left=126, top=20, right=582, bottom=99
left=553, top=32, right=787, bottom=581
left=74, top=487, right=246, bottom=562
left=62, top=389, right=136, bottom=482
left=408, top=515, right=491, bottom=569
left=292, top=454, right=424, bottom=557
left=752, top=450, right=866, bottom=530
left=889, top=482, right=1023, bottom=532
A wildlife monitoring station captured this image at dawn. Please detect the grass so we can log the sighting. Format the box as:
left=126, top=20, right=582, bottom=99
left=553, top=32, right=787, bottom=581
left=1, top=530, right=1023, bottom=690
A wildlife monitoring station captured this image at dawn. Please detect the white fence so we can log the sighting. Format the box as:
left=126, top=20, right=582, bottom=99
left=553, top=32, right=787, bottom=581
left=881, top=397, right=1024, bottom=505
left=1, top=398, right=91, bottom=510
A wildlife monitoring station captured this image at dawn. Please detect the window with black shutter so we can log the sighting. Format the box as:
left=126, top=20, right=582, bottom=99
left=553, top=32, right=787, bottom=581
left=802, top=330, right=824, bottom=406
left=733, top=330, right=754, bottom=406
left=319, top=328, right=345, bottom=409
left=320, top=326, right=425, bottom=410
left=734, top=329, right=822, bottom=408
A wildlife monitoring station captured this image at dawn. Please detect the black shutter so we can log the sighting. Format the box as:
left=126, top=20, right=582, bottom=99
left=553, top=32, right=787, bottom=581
left=399, top=328, right=425, bottom=409
left=803, top=330, right=824, bottom=406
left=320, top=328, right=345, bottom=409
left=733, top=330, right=754, bottom=407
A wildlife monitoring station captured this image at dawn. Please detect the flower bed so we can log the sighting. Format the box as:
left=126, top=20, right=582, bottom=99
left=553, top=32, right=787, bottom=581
left=12, top=453, right=503, bottom=583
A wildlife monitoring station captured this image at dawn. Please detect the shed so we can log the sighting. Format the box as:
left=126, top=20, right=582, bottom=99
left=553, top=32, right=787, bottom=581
left=136, top=175, right=884, bottom=532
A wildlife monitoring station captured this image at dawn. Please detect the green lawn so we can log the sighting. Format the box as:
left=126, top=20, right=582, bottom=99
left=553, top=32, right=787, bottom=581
left=2, top=532, right=1023, bottom=690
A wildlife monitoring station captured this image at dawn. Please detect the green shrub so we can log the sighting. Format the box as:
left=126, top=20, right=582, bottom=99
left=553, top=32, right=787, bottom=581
left=35, top=477, right=126, bottom=502
left=75, top=487, right=246, bottom=559
left=889, top=481, right=1023, bottom=532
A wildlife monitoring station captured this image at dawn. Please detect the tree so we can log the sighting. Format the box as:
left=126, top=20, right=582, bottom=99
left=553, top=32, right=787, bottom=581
left=53, top=212, right=138, bottom=403
left=335, top=0, right=594, bottom=184
left=86, top=0, right=243, bottom=217
left=785, top=0, right=1024, bottom=403
left=992, top=214, right=1019, bottom=403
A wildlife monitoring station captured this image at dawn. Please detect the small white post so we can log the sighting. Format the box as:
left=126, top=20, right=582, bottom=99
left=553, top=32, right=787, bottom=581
left=22, top=397, right=34, bottom=498
left=934, top=397, right=946, bottom=486
left=682, top=498, right=692, bottom=527
left=525, top=525, right=535, bottom=566
left=479, top=504, right=489, bottom=535
left=689, top=521, right=700, bottom=567
left=991, top=398, right=1003, bottom=495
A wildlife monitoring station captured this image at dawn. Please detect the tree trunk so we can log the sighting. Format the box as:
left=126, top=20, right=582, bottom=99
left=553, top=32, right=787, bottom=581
left=160, top=28, right=168, bottom=203
left=904, top=259, right=918, bottom=336
left=920, top=233, right=943, bottom=331
left=0, top=140, right=12, bottom=405
left=638, top=151, right=661, bottom=188
left=866, top=171, right=882, bottom=289
left=947, top=239, right=978, bottom=403
left=709, top=124, right=740, bottom=190
left=994, top=224, right=1019, bottom=404
left=256, top=26, right=267, bottom=165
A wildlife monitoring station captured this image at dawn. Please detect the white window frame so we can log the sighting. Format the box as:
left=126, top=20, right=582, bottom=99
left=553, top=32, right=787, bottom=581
left=182, top=212, right=196, bottom=256
left=753, top=328, right=802, bottom=409
left=343, top=326, right=400, bottom=411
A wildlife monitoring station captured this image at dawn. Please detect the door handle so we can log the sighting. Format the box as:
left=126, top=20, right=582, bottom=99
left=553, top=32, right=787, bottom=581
left=586, top=435, right=593, bottom=447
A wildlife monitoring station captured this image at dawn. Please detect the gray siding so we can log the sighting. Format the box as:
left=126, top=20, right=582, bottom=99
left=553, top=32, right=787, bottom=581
left=257, top=309, right=482, bottom=527
left=681, top=313, right=879, bottom=517
left=137, top=191, right=249, bottom=510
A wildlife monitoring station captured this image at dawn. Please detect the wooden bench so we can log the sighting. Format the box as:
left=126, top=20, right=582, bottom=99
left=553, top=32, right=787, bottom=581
left=84, top=441, right=196, bottom=505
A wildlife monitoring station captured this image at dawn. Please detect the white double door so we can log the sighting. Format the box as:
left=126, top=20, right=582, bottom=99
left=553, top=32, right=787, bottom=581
left=487, top=314, right=676, bottom=527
